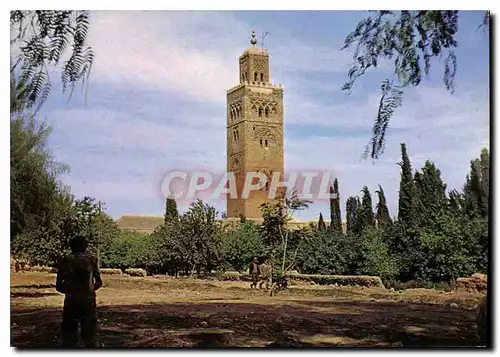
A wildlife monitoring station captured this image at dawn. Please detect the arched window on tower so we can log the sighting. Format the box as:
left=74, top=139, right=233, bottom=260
left=258, top=108, right=262, bottom=117
left=254, top=72, right=258, bottom=81
left=260, top=139, right=263, bottom=147
left=265, top=108, right=269, bottom=117
left=265, top=139, right=268, bottom=147
left=260, top=73, right=264, bottom=82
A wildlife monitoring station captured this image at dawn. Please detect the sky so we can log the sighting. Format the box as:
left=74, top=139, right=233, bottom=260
left=35, top=10, right=490, bottom=222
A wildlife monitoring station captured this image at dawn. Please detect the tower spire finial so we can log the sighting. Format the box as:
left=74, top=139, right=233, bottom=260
left=250, top=29, right=257, bottom=46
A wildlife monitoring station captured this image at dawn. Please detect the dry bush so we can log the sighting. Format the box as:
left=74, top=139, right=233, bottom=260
left=456, top=273, right=487, bottom=294
left=124, top=268, right=147, bottom=277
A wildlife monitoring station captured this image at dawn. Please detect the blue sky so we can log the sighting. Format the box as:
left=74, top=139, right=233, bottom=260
left=37, top=10, right=489, bottom=221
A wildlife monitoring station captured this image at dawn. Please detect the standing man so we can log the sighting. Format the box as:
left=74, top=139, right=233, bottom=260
left=259, top=258, right=272, bottom=290
left=56, top=235, right=103, bottom=348
left=249, top=257, right=261, bottom=289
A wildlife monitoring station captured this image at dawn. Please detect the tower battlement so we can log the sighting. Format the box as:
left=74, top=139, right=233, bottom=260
left=226, top=82, right=284, bottom=94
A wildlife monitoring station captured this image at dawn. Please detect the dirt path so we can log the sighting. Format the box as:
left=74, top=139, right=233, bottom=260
left=10, top=272, right=482, bottom=348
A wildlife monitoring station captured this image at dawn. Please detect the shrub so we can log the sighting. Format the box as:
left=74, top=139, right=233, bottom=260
left=29, top=266, right=58, bottom=273
left=125, top=268, right=147, bottom=277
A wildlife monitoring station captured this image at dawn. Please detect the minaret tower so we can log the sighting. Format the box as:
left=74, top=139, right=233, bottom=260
left=226, top=30, right=284, bottom=219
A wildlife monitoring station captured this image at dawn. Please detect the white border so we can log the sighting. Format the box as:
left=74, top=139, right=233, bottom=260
left=3, top=2, right=496, bottom=357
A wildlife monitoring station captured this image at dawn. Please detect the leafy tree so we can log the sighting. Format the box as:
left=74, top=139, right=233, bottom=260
left=375, top=184, right=392, bottom=229
left=260, top=191, right=310, bottom=293
left=341, top=11, right=489, bottom=159
left=357, top=227, right=399, bottom=279
left=330, top=179, right=342, bottom=234
left=10, top=10, right=94, bottom=111
left=317, top=212, right=326, bottom=231
left=164, top=197, right=178, bottom=225
left=10, top=113, right=70, bottom=246
left=297, top=228, right=358, bottom=275
left=102, top=230, right=151, bottom=271
left=464, top=148, right=489, bottom=217
left=220, top=221, right=265, bottom=272
left=419, top=211, right=485, bottom=281
left=178, top=199, right=225, bottom=275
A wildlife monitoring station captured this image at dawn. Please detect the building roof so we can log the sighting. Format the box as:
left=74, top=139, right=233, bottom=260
left=116, top=215, right=347, bottom=234
left=116, top=215, right=164, bottom=232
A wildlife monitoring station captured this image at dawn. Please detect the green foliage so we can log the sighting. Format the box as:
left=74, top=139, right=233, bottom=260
left=164, top=197, right=178, bottom=225
left=358, top=186, right=374, bottom=230
left=342, top=11, right=488, bottom=159
left=220, top=221, right=265, bottom=272
left=296, top=229, right=358, bottom=275
left=317, top=212, right=326, bottom=231
left=397, top=143, right=417, bottom=229
left=329, top=179, right=342, bottom=234
left=464, top=149, right=489, bottom=217
left=101, top=230, right=151, bottom=270
left=259, top=191, right=311, bottom=278
left=11, top=115, right=69, bottom=242
left=419, top=212, right=488, bottom=281
left=145, top=200, right=226, bottom=276
left=414, top=161, right=447, bottom=226
left=345, top=196, right=359, bottom=235
left=375, top=184, right=392, bottom=229
left=10, top=10, right=94, bottom=112
left=357, top=227, right=399, bottom=279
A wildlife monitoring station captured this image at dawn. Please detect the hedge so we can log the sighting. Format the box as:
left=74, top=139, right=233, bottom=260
left=100, top=268, right=123, bottom=276
left=27, top=266, right=57, bottom=273
left=218, top=271, right=242, bottom=281
left=217, top=271, right=384, bottom=288
left=285, top=273, right=385, bottom=288
left=125, top=268, right=147, bottom=277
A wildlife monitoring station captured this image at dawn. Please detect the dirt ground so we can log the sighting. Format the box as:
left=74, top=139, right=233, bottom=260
left=10, top=272, right=484, bottom=348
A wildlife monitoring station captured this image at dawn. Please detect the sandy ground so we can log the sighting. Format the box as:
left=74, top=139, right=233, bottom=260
left=10, top=272, right=484, bottom=348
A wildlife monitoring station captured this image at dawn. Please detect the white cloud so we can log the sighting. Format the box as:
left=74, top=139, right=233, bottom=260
left=86, top=11, right=354, bottom=106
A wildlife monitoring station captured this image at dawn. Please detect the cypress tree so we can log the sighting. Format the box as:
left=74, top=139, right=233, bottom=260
left=318, top=212, right=326, bottom=231
left=398, top=143, right=417, bottom=229
left=330, top=179, right=343, bottom=234
left=359, top=186, right=374, bottom=229
left=375, top=184, right=392, bottom=229
left=346, top=196, right=359, bottom=235
left=164, top=197, right=178, bottom=225
left=478, top=148, right=490, bottom=216
left=464, top=158, right=484, bottom=217
left=415, top=161, right=447, bottom=225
